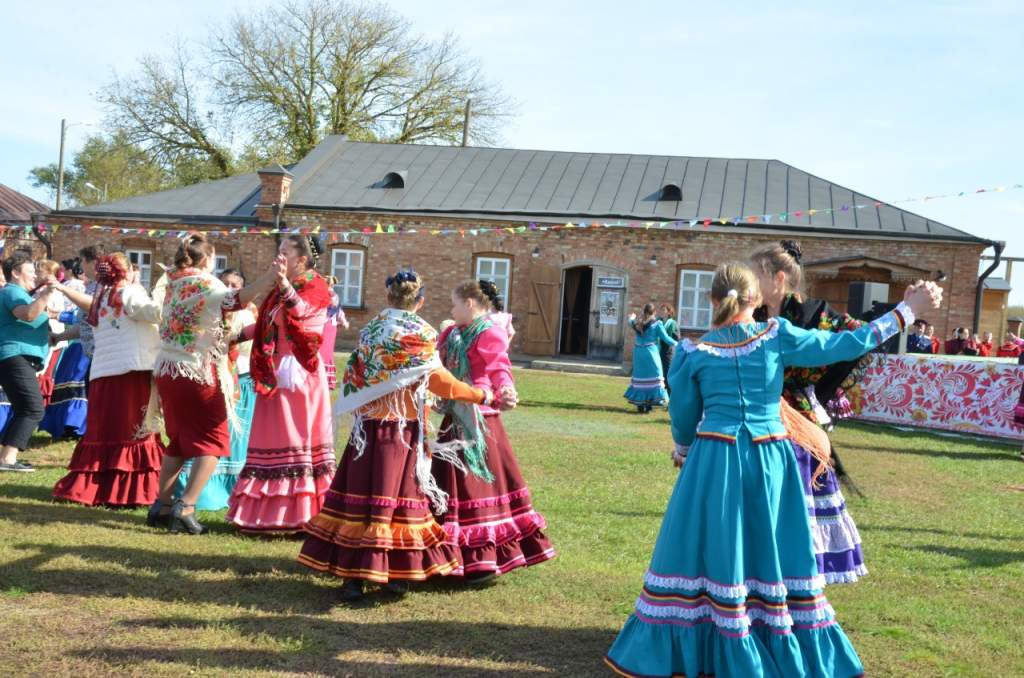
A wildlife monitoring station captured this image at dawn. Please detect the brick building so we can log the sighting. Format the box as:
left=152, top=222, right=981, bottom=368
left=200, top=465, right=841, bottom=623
left=35, top=136, right=996, bottom=363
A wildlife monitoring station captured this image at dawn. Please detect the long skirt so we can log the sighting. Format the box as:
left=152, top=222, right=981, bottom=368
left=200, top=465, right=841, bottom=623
left=320, top=322, right=338, bottom=390
left=156, top=371, right=230, bottom=459
left=432, top=413, right=556, bottom=577
left=792, top=442, right=867, bottom=584
left=605, top=431, right=863, bottom=678
left=624, top=342, right=668, bottom=406
left=227, top=360, right=335, bottom=533
left=174, top=374, right=256, bottom=511
left=52, top=371, right=165, bottom=507
left=0, top=386, right=10, bottom=436
left=39, top=342, right=90, bottom=438
left=298, top=419, right=460, bottom=583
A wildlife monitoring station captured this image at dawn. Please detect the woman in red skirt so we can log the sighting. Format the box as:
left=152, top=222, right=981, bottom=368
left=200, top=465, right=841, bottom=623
left=299, top=270, right=509, bottom=602
left=52, top=253, right=166, bottom=506
left=432, top=280, right=556, bottom=584
left=149, top=233, right=279, bottom=534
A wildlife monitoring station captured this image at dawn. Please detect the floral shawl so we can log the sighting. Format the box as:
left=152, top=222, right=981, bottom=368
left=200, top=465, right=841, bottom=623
left=436, top=315, right=494, bottom=482
left=251, top=270, right=332, bottom=396
left=154, top=268, right=239, bottom=431
left=335, top=308, right=451, bottom=511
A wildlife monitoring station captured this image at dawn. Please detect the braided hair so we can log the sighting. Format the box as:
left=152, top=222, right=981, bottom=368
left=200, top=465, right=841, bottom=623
left=478, top=279, right=504, bottom=312
left=283, top=233, right=322, bottom=270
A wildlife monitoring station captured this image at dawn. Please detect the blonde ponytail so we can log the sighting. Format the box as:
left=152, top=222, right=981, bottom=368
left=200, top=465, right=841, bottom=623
left=710, top=263, right=760, bottom=327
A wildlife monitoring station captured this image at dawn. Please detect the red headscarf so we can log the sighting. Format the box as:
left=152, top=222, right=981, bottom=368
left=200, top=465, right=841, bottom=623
left=86, top=255, right=129, bottom=327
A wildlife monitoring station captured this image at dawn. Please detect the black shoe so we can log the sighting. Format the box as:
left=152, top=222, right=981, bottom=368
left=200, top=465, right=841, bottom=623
left=0, top=461, right=35, bottom=473
left=340, top=579, right=364, bottom=602
left=465, top=571, right=499, bottom=587
left=383, top=580, right=410, bottom=596
left=146, top=500, right=171, bottom=528
left=168, top=501, right=208, bottom=535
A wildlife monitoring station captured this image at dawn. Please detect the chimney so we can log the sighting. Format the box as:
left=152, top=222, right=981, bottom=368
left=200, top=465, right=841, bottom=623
left=256, top=164, right=293, bottom=226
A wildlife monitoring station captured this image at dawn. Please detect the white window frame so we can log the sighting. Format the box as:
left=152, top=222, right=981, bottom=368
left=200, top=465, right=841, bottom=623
left=474, top=256, right=512, bottom=311
left=677, top=269, right=714, bottom=330
left=126, top=249, right=153, bottom=289
left=331, top=247, right=365, bottom=308
left=213, top=254, right=229, bottom=277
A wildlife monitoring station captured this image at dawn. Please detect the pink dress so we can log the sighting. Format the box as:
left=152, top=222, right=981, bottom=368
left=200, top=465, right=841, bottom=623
left=432, top=323, right=556, bottom=577
left=226, top=293, right=336, bottom=533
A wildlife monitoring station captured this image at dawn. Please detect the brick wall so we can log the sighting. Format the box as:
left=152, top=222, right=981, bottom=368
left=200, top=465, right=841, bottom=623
left=39, top=212, right=986, bottom=362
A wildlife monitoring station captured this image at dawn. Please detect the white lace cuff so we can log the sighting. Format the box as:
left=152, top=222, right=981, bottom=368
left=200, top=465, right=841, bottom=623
left=672, top=443, right=689, bottom=462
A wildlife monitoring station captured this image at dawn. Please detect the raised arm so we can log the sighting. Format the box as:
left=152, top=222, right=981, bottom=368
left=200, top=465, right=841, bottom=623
left=10, top=286, right=53, bottom=326
left=53, top=281, right=93, bottom=312
left=121, top=284, right=162, bottom=324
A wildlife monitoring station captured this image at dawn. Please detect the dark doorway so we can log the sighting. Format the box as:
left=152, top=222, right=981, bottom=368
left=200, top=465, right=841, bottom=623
left=560, top=266, right=592, bottom=355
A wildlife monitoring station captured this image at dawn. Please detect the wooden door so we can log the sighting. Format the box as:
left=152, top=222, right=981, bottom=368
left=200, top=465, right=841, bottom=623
left=523, top=263, right=562, bottom=356
left=588, top=267, right=626, bottom=361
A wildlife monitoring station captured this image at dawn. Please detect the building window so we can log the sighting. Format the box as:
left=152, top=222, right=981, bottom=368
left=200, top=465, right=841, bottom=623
left=677, top=269, right=714, bottom=330
left=331, top=247, right=365, bottom=307
left=126, top=249, right=153, bottom=289
left=214, top=255, right=229, bottom=276
left=474, top=256, right=512, bottom=310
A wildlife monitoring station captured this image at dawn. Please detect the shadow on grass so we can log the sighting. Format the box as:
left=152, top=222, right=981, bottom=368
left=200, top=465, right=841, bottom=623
left=78, top=617, right=615, bottom=677
left=863, top=445, right=1014, bottom=462
left=2, top=540, right=336, bottom=614
left=859, top=523, right=1024, bottom=542
left=0, top=482, right=65, bottom=503
left=911, top=544, right=1024, bottom=569
left=519, top=399, right=634, bottom=416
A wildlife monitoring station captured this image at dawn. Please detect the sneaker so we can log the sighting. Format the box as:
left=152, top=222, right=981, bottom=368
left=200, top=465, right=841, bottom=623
left=0, top=462, right=36, bottom=473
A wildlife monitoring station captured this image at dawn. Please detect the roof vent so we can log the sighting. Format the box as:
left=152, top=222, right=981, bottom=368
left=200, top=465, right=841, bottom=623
left=659, top=182, right=682, bottom=201
left=382, top=171, right=407, bottom=189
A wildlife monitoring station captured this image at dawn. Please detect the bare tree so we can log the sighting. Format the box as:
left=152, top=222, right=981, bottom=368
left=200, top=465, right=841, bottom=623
left=100, top=42, right=234, bottom=177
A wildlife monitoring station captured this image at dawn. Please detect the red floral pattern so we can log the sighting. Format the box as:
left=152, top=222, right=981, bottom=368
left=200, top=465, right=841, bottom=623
left=849, top=355, right=1024, bottom=440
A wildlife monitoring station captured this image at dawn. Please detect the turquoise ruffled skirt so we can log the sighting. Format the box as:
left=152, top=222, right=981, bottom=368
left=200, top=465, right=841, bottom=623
left=606, top=431, right=863, bottom=677
left=174, top=375, right=256, bottom=510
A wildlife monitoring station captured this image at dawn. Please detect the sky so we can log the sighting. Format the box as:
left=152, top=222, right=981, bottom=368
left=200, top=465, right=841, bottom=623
left=2, top=0, right=1022, bottom=300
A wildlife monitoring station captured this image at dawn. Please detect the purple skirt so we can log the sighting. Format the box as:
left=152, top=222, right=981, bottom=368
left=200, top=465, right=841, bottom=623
left=792, top=441, right=867, bottom=584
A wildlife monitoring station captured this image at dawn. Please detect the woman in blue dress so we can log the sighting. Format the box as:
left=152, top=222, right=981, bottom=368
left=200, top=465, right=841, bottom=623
left=624, top=303, right=677, bottom=413
left=606, top=263, right=942, bottom=678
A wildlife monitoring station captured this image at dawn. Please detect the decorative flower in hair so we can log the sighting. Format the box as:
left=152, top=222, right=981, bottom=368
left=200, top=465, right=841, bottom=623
left=385, top=269, right=420, bottom=288
left=95, top=255, right=129, bottom=286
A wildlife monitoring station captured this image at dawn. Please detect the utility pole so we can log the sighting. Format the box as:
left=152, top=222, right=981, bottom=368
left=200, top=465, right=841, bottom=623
left=461, top=98, right=472, bottom=147
left=56, top=118, right=67, bottom=211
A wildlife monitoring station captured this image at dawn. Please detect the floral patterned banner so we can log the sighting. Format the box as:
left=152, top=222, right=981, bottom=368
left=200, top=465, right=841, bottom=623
left=848, top=355, right=1024, bottom=440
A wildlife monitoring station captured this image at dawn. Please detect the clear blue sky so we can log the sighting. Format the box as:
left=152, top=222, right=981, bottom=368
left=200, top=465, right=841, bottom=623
left=2, top=1, right=1021, bottom=300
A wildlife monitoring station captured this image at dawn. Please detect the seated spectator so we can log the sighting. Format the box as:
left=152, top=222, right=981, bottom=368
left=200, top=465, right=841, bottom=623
left=977, top=331, right=994, bottom=357
left=906, top=320, right=934, bottom=353
left=946, top=327, right=980, bottom=356
left=925, top=324, right=941, bottom=354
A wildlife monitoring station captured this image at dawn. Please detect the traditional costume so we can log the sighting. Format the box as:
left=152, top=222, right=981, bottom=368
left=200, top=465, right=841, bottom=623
left=52, top=258, right=165, bottom=506
left=174, top=306, right=257, bottom=510
left=39, top=278, right=90, bottom=438
left=605, top=303, right=913, bottom=678
left=775, top=295, right=871, bottom=584
left=298, top=307, right=488, bottom=584
left=153, top=268, right=240, bottom=464
left=625, top=319, right=677, bottom=409
left=227, top=271, right=335, bottom=533
left=432, top=316, right=555, bottom=578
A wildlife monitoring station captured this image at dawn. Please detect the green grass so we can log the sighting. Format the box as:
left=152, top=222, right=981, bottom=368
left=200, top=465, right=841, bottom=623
left=1, top=367, right=1023, bottom=676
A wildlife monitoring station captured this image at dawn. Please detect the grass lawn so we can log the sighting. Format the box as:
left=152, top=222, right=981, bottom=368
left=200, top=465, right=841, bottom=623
left=1, top=366, right=1023, bottom=677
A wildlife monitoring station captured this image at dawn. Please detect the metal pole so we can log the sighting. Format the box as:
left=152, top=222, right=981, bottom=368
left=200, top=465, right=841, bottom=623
left=56, top=118, right=67, bottom=211
left=461, top=98, right=472, bottom=147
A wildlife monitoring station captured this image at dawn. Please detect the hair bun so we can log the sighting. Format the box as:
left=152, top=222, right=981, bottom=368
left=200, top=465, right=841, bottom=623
left=779, top=240, right=803, bottom=264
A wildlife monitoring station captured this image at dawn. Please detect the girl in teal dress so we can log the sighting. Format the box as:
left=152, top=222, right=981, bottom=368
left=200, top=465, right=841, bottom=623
left=606, top=263, right=942, bottom=678
left=625, top=303, right=677, bottom=413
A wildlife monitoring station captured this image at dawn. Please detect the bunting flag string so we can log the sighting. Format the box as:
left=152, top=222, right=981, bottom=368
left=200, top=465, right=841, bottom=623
left=1, top=181, right=1019, bottom=241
